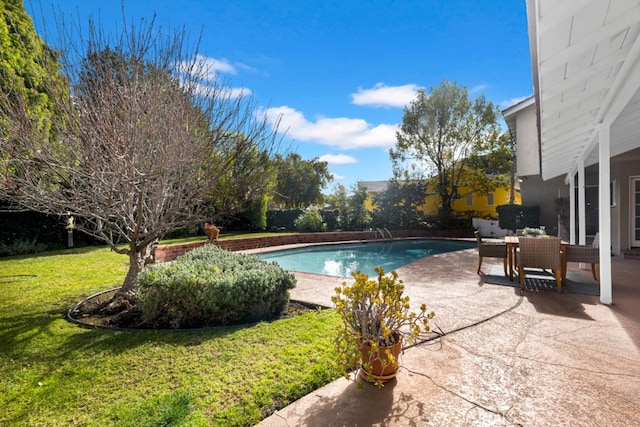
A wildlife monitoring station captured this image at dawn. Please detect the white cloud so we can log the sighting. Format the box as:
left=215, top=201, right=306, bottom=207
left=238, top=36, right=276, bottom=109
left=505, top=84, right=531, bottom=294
left=189, top=81, right=251, bottom=99
left=234, top=62, right=258, bottom=73
left=499, top=95, right=532, bottom=109
left=260, top=106, right=398, bottom=149
left=318, top=154, right=358, bottom=165
left=351, top=83, right=422, bottom=107
left=228, top=87, right=252, bottom=98
left=331, top=173, right=346, bottom=180
left=469, top=84, right=488, bottom=94
left=177, top=55, right=252, bottom=99
left=196, top=54, right=237, bottom=75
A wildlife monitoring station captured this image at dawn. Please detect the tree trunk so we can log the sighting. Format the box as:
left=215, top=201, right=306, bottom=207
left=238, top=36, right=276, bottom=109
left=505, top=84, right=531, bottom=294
left=438, top=188, right=454, bottom=227
left=121, top=250, right=146, bottom=294
left=509, top=161, right=516, bottom=204
left=107, top=244, right=152, bottom=311
left=438, top=205, right=453, bottom=228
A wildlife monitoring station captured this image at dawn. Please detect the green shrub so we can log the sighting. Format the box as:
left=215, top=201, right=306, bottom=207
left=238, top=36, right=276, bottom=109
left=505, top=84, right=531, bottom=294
left=294, top=210, right=326, bottom=232
left=443, top=211, right=474, bottom=230
left=0, top=238, right=51, bottom=257
left=247, top=196, right=268, bottom=231
left=496, top=204, right=540, bottom=231
left=136, top=245, right=296, bottom=328
left=320, top=208, right=340, bottom=231
left=266, top=209, right=304, bottom=230
left=0, top=206, right=103, bottom=248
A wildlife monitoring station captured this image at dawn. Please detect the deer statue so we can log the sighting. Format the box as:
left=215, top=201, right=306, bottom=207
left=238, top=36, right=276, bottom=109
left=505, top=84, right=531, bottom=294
left=204, top=223, right=220, bottom=243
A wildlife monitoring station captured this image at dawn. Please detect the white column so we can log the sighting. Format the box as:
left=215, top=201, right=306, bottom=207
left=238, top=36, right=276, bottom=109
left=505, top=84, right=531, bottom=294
left=599, top=125, right=612, bottom=305
left=578, top=160, right=586, bottom=246
left=569, top=173, right=576, bottom=244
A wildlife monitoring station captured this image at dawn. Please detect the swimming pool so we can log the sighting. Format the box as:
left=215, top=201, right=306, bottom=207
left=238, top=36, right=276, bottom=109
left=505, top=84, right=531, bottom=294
left=256, top=239, right=475, bottom=278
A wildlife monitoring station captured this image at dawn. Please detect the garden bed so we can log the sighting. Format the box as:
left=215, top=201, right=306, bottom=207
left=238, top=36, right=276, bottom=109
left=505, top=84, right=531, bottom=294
left=68, top=287, right=320, bottom=330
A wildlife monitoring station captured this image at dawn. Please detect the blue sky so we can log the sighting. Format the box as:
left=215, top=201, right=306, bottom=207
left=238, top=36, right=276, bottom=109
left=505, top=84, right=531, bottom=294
left=26, top=0, right=533, bottom=192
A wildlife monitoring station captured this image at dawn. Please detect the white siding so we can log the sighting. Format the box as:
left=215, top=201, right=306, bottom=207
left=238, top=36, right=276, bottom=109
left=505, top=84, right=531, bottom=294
left=516, top=103, right=541, bottom=176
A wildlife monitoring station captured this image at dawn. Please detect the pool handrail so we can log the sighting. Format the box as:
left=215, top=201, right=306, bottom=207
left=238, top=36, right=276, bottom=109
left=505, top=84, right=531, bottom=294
left=376, top=228, right=393, bottom=239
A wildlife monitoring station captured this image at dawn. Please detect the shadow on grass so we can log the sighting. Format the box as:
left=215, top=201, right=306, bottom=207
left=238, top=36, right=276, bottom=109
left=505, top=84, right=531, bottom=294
left=0, top=245, right=111, bottom=261
left=0, top=305, right=245, bottom=363
left=0, top=274, right=38, bottom=284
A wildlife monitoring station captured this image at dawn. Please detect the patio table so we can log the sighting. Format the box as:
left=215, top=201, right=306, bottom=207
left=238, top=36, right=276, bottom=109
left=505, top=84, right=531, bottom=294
left=505, top=236, right=568, bottom=283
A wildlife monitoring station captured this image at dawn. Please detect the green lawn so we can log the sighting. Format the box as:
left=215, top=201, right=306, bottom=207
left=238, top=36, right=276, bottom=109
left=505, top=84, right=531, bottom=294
left=160, top=231, right=297, bottom=245
left=0, top=246, right=340, bottom=426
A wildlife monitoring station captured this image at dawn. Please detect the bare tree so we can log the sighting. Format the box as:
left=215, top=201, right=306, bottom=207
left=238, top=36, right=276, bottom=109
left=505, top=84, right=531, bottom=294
left=0, top=14, right=279, bottom=299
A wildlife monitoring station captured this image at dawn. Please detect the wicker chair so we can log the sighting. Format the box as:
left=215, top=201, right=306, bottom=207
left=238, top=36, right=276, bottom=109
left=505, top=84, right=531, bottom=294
left=474, top=231, right=507, bottom=275
left=563, top=233, right=600, bottom=282
left=516, top=237, right=563, bottom=293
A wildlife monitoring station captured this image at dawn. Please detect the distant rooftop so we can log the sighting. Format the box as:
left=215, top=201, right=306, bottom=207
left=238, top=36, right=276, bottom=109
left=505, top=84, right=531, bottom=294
left=357, top=180, right=389, bottom=193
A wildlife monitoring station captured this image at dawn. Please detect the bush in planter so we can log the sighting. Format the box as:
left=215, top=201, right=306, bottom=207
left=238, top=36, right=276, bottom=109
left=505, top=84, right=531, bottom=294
left=522, top=227, right=544, bottom=237
left=331, top=267, right=434, bottom=388
left=136, top=245, right=296, bottom=328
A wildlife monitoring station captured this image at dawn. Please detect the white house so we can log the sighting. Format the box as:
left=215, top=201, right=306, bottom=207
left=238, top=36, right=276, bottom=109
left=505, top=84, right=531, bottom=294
left=503, top=0, right=640, bottom=304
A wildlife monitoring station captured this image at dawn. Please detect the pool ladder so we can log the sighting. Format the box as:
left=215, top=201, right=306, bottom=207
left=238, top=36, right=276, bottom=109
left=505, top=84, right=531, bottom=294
left=376, top=227, right=392, bottom=239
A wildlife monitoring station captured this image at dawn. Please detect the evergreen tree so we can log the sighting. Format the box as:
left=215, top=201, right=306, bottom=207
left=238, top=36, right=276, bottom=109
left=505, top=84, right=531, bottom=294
left=0, top=0, right=68, bottom=142
left=272, top=153, right=332, bottom=209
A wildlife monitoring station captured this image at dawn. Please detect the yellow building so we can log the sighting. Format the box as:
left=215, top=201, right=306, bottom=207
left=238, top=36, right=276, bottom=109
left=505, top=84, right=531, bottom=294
left=359, top=180, right=521, bottom=219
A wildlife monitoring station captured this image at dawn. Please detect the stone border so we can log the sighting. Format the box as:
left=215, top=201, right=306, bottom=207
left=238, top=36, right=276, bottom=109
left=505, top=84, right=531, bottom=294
left=67, top=286, right=329, bottom=332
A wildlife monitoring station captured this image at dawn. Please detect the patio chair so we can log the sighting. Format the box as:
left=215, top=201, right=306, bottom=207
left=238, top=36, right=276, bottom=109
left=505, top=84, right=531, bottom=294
left=474, top=231, right=507, bottom=275
left=516, top=237, right=563, bottom=293
left=563, top=232, right=600, bottom=282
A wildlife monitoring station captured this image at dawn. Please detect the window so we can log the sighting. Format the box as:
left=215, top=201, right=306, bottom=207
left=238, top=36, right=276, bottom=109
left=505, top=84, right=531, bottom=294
left=466, top=193, right=473, bottom=206
left=487, top=193, right=494, bottom=206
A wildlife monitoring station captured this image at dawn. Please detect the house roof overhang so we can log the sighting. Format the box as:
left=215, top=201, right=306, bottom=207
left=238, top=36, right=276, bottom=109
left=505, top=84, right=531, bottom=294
left=526, top=0, right=640, bottom=183
left=502, top=96, right=536, bottom=142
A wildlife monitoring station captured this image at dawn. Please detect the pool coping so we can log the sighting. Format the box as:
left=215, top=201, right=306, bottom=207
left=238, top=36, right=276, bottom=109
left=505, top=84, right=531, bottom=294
left=241, top=236, right=476, bottom=256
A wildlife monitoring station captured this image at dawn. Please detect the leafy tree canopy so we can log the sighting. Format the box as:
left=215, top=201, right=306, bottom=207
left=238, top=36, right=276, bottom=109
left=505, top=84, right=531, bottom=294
left=372, top=179, right=428, bottom=229
left=272, top=153, right=332, bottom=209
left=324, top=183, right=370, bottom=230
left=0, top=0, right=68, bottom=142
left=390, top=80, right=507, bottom=225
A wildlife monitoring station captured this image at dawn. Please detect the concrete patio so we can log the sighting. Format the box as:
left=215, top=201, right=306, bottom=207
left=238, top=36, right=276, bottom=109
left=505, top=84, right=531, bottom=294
left=257, top=246, right=640, bottom=426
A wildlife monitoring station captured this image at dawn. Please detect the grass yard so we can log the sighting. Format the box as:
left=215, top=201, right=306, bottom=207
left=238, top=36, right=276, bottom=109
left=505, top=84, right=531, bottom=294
left=0, top=246, right=340, bottom=426
left=160, top=231, right=297, bottom=245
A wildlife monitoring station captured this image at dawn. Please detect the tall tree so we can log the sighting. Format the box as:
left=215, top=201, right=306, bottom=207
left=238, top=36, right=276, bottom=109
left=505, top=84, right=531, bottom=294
left=0, top=12, right=280, bottom=299
left=500, top=131, right=517, bottom=204
left=272, top=153, right=332, bottom=209
left=203, top=132, right=275, bottom=216
left=390, top=80, right=501, bottom=225
left=324, top=183, right=370, bottom=230
left=0, top=0, right=68, bottom=150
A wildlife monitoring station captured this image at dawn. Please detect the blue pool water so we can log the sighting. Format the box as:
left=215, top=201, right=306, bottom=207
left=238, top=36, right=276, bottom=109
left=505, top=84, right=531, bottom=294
left=256, top=239, right=475, bottom=278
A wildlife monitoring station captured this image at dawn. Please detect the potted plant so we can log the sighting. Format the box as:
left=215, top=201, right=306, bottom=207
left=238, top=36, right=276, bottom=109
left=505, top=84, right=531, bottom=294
left=331, top=267, right=434, bottom=388
left=522, top=227, right=545, bottom=237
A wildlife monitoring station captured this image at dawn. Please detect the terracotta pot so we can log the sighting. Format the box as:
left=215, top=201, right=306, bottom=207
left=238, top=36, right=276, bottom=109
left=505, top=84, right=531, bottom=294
left=358, top=332, right=402, bottom=383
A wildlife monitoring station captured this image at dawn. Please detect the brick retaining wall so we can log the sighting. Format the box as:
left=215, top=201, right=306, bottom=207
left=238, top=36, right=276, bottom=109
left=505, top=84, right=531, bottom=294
left=153, top=229, right=474, bottom=263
